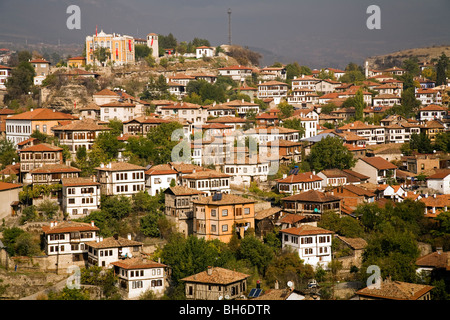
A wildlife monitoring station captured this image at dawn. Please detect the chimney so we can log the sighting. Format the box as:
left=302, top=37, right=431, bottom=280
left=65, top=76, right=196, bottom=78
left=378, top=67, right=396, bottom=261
left=436, top=247, right=443, bottom=254
left=433, top=194, right=436, bottom=198
left=158, top=257, right=161, bottom=263
left=127, top=233, right=131, bottom=240
left=91, top=221, right=95, bottom=227
left=274, top=280, right=279, bottom=290
left=50, top=221, right=54, bottom=227
left=207, top=266, right=212, bottom=275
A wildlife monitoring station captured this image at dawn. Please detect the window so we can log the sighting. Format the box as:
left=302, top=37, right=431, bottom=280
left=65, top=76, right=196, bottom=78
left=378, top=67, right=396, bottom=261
left=211, top=209, right=216, bottom=217
left=222, top=209, right=228, bottom=216
left=244, top=208, right=250, bottom=215
left=132, top=281, right=143, bottom=289
left=222, top=224, right=228, bottom=232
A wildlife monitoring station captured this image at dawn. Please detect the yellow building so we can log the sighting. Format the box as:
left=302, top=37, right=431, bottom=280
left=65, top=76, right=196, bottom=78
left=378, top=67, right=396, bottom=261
left=192, top=193, right=255, bottom=243
left=68, top=56, right=86, bottom=68
left=85, top=30, right=135, bottom=66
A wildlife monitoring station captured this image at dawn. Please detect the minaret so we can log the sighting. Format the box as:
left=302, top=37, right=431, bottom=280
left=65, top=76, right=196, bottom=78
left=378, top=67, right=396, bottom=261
left=147, top=33, right=159, bottom=59
left=228, top=8, right=232, bottom=46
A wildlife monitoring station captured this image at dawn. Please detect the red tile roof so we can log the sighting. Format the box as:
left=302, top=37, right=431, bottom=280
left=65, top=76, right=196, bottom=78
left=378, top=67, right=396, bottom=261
left=359, top=157, right=397, bottom=170
left=0, top=181, right=22, bottom=191
left=42, top=221, right=99, bottom=234
left=281, top=225, right=334, bottom=236
left=6, top=108, right=77, bottom=121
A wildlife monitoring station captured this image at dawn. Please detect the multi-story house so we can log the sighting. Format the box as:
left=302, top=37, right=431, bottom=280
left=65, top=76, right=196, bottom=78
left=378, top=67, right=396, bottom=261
left=372, top=94, right=401, bottom=106
left=206, top=104, right=236, bottom=118
left=222, top=155, right=271, bottom=187
left=280, top=225, right=334, bottom=269
left=415, top=88, right=442, bottom=105
left=192, top=193, right=256, bottom=243
left=111, top=257, right=168, bottom=299
left=99, top=101, right=138, bottom=122
left=418, top=104, right=448, bottom=122
left=42, top=220, right=99, bottom=271
left=244, top=126, right=300, bottom=144
left=205, top=115, right=247, bottom=131
left=0, top=64, right=12, bottom=90
left=421, top=119, right=446, bottom=142
left=5, top=108, right=78, bottom=147
left=287, top=88, right=320, bottom=106
left=426, top=169, right=450, bottom=195
left=52, top=119, right=112, bottom=160
left=95, top=162, right=146, bottom=197
left=222, top=99, right=260, bottom=117
left=30, top=58, right=50, bottom=85
left=276, top=171, right=323, bottom=195
left=61, top=177, right=101, bottom=218
left=18, top=143, right=64, bottom=184
left=158, top=102, right=208, bottom=127
left=166, top=74, right=196, bottom=99
left=291, top=75, right=319, bottom=91
left=218, top=65, right=253, bottom=82
left=164, top=185, right=205, bottom=236
left=257, top=80, right=289, bottom=103
left=86, top=234, right=143, bottom=268
left=261, top=139, right=302, bottom=165
left=181, top=266, right=250, bottom=300
left=123, top=116, right=169, bottom=136
left=315, top=79, right=341, bottom=93
left=85, top=30, right=135, bottom=66
left=144, top=164, right=178, bottom=196
left=259, top=66, right=287, bottom=81
left=30, top=164, right=81, bottom=186
left=281, top=189, right=342, bottom=219
left=339, top=121, right=385, bottom=145
left=181, top=168, right=231, bottom=196
left=353, top=157, right=397, bottom=184
left=93, top=88, right=120, bottom=105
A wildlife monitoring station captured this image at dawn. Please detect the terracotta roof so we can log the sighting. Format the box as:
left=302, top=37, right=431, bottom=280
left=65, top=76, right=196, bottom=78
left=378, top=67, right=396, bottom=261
left=0, top=181, right=22, bottom=191
left=334, top=184, right=375, bottom=198
left=110, top=257, right=166, bottom=270
left=192, top=193, right=255, bottom=206
left=278, top=213, right=306, bottom=224
left=223, top=99, right=259, bottom=107
left=42, top=221, right=99, bottom=234
left=281, top=225, right=334, bottom=236
left=0, top=163, right=20, bottom=176
left=282, top=189, right=341, bottom=203
left=0, top=108, right=15, bottom=115
left=96, top=162, right=146, bottom=172
left=420, top=104, right=447, bottom=111
left=245, top=126, right=300, bottom=134
left=276, top=171, right=322, bottom=184
left=52, top=118, right=111, bottom=131
left=420, top=194, right=450, bottom=209
left=182, top=168, right=230, bottom=180
left=427, top=169, right=450, bottom=179
left=145, top=164, right=177, bottom=176
left=342, top=169, right=370, bottom=181
left=19, top=143, right=63, bottom=152
left=257, top=80, right=289, bottom=87
left=61, top=177, right=100, bottom=187
left=123, top=116, right=169, bottom=125
left=30, top=164, right=81, bottom=174
left=206, top=116, right=246, bottom=124
left=30, top=59, right=49, bottom=64
left=6, top=108, right=77, bottom=121
left=168, top=162, right=204, bottom=174
left=356, top=279, right=433, bottom=300
left=181, top=267, right=250, bottom=284
left=359, top=157, right=397, bottom=170
left=164, top=185, right=205, bottom=196
left=86, top=236, right=143, bottom=249
left=100, top=101, right=135, bottom=107
left=255, top=207, right=284, bottom=220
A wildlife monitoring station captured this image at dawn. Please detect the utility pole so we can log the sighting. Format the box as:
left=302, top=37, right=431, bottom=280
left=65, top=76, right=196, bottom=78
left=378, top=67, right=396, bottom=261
left=228, top=8, right=232, bottom=46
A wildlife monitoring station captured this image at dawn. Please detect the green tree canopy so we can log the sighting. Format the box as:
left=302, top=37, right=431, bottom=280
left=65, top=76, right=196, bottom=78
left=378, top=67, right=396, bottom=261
left=306, top=136, right=356, bottom=172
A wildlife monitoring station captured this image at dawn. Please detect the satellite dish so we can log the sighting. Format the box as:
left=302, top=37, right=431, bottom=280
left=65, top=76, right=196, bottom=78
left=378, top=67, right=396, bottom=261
left=128, top=252, right=132, bottom=258
left=225, top=295, right=230, bottom=300
left=218, top=296, right=223, bottom=300
left=287, top=281, right=294, bottom=289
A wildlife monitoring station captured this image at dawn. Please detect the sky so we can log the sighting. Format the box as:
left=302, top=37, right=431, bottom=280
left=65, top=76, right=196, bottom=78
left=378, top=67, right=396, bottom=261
left=0, top=0, right=449, bottom=68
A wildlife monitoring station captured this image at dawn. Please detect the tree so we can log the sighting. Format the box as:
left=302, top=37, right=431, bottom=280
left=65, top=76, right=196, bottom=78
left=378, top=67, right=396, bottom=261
left=277, top=101, right=294, bottom=119
left=101, top=195, right=132, bottom=220
left=409, top=132, right=433, bottom=154
left=135, top=44, right=151, bottom=60
left=0, top=138, right=19, bottom=169
left=36, top=199, right=59, bottom=219
left=238, top=235, right=274, bottom=276
left=436, top=53, right=449, bottom=86
left=93, top=47, right=111, bottom=66
left=1, top=227, right=25, bottom=256
left=353, top=89, right=366, bottom=121
left=4, top=60, right=36, bottom=103
left=93, top=131, right=123, bottom=161
left=306, top=136, right=356, bottom=172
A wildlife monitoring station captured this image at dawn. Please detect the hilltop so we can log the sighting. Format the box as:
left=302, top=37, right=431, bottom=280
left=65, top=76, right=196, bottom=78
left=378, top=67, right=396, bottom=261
left=366, top=45, right=450, bottom=70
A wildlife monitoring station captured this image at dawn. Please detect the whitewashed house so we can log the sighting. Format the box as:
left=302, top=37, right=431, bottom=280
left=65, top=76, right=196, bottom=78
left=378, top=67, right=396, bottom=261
left=281, top=225, right=334, bottom=269
left=144, top=164, right=178, bottom=196
left=0, top=64, right=12, bottom=90
left=195, top=46, right=215, bottom=59
left=95, top=162, right=146, bottom=197
left=61, top=177, right=101, bottom=218
left=86, top=234, right=143, bottom=268
left=426, top=170, right=450, bottom=194
left=111, top=257, right=168, bottom=299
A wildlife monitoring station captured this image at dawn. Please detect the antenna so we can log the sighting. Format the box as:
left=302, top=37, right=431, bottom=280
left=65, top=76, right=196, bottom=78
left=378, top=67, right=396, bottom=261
left=227, top=8, right=232, bottom=45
